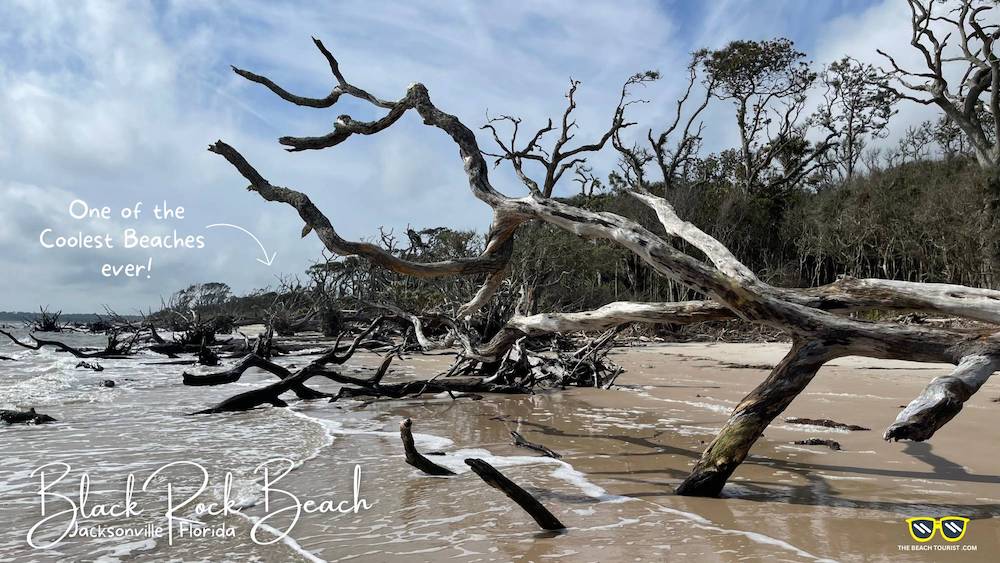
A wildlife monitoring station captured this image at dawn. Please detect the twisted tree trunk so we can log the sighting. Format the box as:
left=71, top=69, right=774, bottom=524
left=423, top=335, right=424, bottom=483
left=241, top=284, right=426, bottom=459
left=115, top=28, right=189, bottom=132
left=676, top=339, right=830, bottom=496
left=209, top=37, right=1000, bottom=497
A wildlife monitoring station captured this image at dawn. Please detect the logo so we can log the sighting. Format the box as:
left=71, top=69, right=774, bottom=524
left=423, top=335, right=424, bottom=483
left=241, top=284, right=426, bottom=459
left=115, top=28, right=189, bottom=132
left=905, top=516, right=970, bottom=543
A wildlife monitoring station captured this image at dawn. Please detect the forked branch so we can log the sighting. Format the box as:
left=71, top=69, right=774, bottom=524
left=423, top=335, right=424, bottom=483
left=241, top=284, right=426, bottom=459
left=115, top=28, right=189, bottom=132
left=214, top=38, right=1000, bottom=497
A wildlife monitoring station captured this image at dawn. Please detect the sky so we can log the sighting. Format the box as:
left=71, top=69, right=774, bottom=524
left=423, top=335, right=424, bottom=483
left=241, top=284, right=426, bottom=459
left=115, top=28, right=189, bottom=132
left=0, top=0, right=951, bottom=313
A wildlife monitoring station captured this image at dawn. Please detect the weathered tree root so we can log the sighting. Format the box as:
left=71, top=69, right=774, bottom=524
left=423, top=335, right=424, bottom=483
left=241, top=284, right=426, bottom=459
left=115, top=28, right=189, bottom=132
left=511, top=431, right=562, bottom=458
left=399, top=418, right=454, bottom=475
left=464, top=458, right=566, bottom=531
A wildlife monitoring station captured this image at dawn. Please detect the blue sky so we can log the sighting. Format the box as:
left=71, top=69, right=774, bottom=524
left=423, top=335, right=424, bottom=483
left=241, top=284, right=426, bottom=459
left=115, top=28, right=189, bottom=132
left=0, top=0, right=946, bottom=312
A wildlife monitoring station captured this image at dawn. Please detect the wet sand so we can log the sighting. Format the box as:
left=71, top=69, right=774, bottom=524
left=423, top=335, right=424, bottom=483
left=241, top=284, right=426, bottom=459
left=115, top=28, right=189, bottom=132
left=226, top=342, right=1000, bottom=562
left=5, top=341, right=999, bottom=561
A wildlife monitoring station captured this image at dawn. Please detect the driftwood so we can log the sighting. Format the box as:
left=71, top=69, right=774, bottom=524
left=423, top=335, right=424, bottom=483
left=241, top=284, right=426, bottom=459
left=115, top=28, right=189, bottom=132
left=397, top=419, right=564, bottom=531
left=186, top=319, right=386, bottom=414
left=184, top=338, right=531, bottom=413
left=364, top=301, right=441, bottom=351
left=184, top=319, right=528, bottom=413
left=184, top=354, right=328, bottom=400
left=198, top=342, right=220, bottom=366
left=793, top=438, right=842, bottom=451
left=25, top=306, right=65, bottom=332
left=210, top=37, right=1000, bottom=497
left=75, top=361, right=104, bottom=372
left=150, top=338, right=247, bottom=358
left=464, top=458, right=565, bottom=531
left=252, top=325, right=275, bottom=359
left=149, top=342, right=186, bottom=357
left=399, top=418, right=454, bottom=475
left=329, top=378, right=529, bottom=402
left=183, top=352, right=349, bottom=414
left=510, top=431, right=562, bottom=458
left=1, top=408, right=56, bottom=425
left=0, top=329, right=132, bottom=359
left=785, top=417, right=870, bottom=431
left=321, top=344, right=530, bottom=402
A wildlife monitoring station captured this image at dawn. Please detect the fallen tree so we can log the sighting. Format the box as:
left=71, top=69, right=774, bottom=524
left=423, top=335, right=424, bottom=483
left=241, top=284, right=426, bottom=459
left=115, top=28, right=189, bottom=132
left=211, top=37, right=1000, bottom=497
left=184, top=318, right=536, bottom=412
left=0, top=328, right=138, bottom=359
left=187, top=318, right=385, bottom=413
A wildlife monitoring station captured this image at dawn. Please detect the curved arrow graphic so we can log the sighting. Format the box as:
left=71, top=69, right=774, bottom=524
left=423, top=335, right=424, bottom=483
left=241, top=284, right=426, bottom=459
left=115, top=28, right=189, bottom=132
left=205, top=223, right=277, bottom=266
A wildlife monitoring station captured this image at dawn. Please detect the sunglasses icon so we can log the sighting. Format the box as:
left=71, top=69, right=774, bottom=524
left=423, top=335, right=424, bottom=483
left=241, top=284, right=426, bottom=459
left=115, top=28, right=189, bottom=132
left=906, top=516, right=970, bottom=542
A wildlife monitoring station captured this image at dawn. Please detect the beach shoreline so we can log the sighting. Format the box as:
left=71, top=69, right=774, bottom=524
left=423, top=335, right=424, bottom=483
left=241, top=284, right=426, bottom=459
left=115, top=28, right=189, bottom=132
left=3, top=340, right=998, bottom=562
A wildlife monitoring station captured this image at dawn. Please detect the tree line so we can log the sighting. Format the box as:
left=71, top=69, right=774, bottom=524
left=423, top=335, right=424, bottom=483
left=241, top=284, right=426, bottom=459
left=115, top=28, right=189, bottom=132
left=158, top=1, right=1000, bottom=335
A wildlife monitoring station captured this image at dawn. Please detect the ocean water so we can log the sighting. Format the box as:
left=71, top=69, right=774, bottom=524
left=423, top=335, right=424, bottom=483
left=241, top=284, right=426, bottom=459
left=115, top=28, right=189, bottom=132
left=1, top=329, right=645, bottom=562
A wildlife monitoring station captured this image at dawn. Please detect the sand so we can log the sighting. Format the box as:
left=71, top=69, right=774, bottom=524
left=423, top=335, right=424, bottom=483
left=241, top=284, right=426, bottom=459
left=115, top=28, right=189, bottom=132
left=4, top=340, right=999, bottom=562
left=237, top=342, right=1000, bottom=562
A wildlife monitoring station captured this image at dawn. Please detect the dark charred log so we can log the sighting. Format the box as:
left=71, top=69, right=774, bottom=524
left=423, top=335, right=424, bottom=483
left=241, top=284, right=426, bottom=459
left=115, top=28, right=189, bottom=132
left=1, top=408, right=57, bottom=425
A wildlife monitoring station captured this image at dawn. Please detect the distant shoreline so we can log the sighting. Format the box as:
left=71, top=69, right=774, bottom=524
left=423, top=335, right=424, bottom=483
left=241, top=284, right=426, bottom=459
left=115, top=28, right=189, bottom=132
left=0, top=312, right=141, bottom=323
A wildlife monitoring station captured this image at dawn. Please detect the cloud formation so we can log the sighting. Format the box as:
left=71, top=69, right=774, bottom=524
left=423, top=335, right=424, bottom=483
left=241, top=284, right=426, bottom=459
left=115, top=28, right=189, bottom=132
left=0, top=0, right=943, bottom=312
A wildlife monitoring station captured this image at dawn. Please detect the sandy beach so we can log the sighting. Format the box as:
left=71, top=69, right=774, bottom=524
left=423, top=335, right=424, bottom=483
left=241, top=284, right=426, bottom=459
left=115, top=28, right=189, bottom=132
left=4, top=339, right=999, bottom=562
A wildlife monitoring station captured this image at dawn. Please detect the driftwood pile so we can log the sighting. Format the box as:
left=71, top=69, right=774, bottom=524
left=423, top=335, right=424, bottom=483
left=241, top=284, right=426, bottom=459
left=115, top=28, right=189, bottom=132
left=182, top=314, right=624, bottom=414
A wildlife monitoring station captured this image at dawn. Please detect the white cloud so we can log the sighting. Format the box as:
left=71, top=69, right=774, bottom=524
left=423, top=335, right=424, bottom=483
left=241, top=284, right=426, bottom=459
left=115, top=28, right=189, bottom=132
left=0, top=0, right=972, bottom=312
left=0, top=0, right=685, bottom=312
